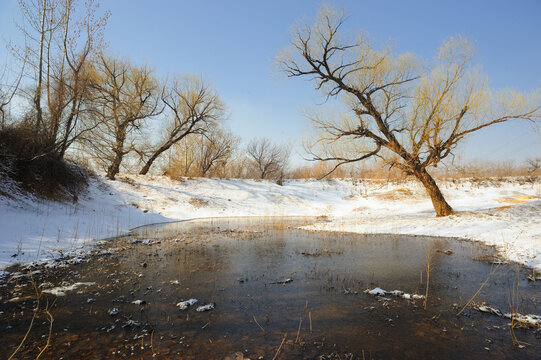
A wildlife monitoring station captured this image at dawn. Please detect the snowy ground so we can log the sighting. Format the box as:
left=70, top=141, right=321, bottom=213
left=0, top=174, right=540, bottom=270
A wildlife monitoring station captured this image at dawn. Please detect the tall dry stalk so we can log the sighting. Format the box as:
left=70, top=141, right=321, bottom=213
left=423, top=246, right=434, bottom=310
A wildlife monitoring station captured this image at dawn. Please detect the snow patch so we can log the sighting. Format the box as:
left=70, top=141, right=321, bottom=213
left=176, top=298, right=198, bottom=310
left=196, top=303, right=215, bottom=312
left=364, top=287, right=425, bottom=300
left=41, top=282, right=95, bottom=296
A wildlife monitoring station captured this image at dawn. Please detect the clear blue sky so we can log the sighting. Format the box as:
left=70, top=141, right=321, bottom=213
left=1, top=0, right=540, bottom=166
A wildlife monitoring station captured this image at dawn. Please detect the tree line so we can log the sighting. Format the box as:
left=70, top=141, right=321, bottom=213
left=0, top=0, right=290, bottom=182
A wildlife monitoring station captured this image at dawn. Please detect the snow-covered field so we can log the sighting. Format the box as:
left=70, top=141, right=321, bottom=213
left=1, top=174, right=540, bottom=270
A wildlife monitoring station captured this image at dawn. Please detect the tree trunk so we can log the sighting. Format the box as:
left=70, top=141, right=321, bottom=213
left=34, top=0, right=47, bottom=130
left=107, top=130, right=126, bottom=180
left=106, top=151, right=122, bottom=180
left=139, top=141, right=174, bottom=175
left=414, top=168, right=454, bottom=217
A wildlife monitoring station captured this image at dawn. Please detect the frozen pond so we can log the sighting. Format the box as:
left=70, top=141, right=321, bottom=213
left=1, top=217, right=540, bottom=359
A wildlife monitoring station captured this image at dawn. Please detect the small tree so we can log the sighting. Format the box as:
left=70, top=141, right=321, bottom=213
left=195, top=128, right=239, bottom=177
left=246, top=138, right=290, bottom=179
left=279, top=7, right=540, bottom=216
left=139, top=76, right=225, bottom=175
left=527, top=158, right=541, bottom=175
left=165, top=127, right=239, bottom=178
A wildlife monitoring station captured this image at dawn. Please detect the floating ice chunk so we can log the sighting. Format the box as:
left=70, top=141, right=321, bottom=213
left=503, top=313, right=541, bottom=327
left=196, top=303, right=215, bottom=312
left=108, top=308, right=119, bottom=316
left=42, top=282, right=95, bottom=296
left=473, top=303, right=541, bottom=327
left=401, top=293, right=425, bottom=300
left=364, top=287, right=425, bottom=300
left=176, top=298, right=198, bottom=310
left=123, top=320, right=141, bottom=328
left=476, top=305, right=503, bottom=317
left=364, top=287, right=387, bottom=296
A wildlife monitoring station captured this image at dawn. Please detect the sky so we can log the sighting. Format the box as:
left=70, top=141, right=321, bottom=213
left=1, top=0, right=540, bottom=166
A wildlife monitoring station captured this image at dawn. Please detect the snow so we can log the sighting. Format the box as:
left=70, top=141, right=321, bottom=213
left=0, top=174, right=540, bottom=270
left=474, top=303, right=541, bottom=327
left=365, top=287, right=387, bottom=296
left=196, top=303, right=215, bottom=312
left=364, top=287, right=425, bottom=300
left=176, top=298, right=198, bottom=310
left=41, top=282, right=95, bottom=296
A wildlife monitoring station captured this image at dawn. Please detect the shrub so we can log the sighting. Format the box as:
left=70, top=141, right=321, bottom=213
left=0, top=125, right=88, bottom=201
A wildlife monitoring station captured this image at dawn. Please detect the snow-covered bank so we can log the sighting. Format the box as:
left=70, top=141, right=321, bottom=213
left=0, top=174, right=540, bottom=270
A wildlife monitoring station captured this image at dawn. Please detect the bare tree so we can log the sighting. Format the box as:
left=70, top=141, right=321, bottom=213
left=139, top=76, right=225, bottom=175
left=0, top=61, right=25, bottom=127
left=165, top=136, right=198, bottom=177
left=51, top=0, right=108, bottom=159
left=527, top=158, right=541, bottom=175
left=164, top=127, right=239, bottom=178
left=195, top=128, right=239, bottom=177
left=15, top=0, right=51, bottom=130
left=279, top=7, right=540, bottom=216
left=246, top=138, right=290, bottom=179
left=86, top=54, right=161, bottom=180
left=11, top=0, right=108, bottom=157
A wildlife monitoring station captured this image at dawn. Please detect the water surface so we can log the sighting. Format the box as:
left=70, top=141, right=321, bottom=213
left=1, top=217, right=539, bottom=359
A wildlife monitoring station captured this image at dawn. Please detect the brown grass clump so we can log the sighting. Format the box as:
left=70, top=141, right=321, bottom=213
left=188, top=197, right=209, bottom=208
left=375, top=188, right=417, bottom=201
left=0, top=126, right=88, bottom=201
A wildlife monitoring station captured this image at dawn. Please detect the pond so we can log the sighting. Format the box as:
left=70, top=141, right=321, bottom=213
left=1, top=217, right=540, bottom=359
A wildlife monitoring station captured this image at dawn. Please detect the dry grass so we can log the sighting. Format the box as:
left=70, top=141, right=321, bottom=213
left=188, top=197, right=209, bottom=208
left=375, top=188, right=417, bottom=201
left=494, top=196, right=536, bottom=204
left=0, top=126, right=88, bottom=201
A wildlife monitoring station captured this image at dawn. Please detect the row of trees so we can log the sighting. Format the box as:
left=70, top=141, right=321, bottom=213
left=166, top=136, right=290, bottom=180
left=0, top=0, right=291, bottom=181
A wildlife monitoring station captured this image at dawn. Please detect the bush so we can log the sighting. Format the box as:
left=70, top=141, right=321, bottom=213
left=0, top=126, right=88, bottom=201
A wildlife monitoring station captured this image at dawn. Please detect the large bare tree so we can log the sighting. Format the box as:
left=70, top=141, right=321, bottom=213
left=279, top=7, right=540, bottom=216
left=86, top=54, right=161, bottom=180
left=138, top=76, right=225, bottom=175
